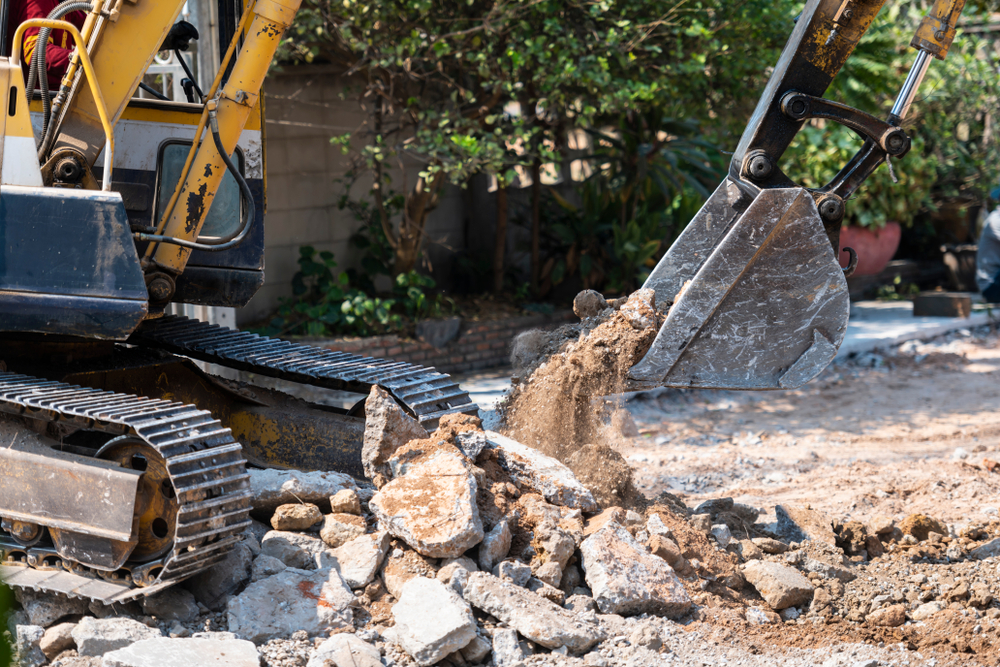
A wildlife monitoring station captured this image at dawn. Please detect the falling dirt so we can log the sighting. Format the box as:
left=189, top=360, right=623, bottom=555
left=500, top=290, right=661, bottom=509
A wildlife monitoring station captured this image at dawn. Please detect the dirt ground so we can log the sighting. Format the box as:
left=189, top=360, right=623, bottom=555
left=618, top=323, right=1000, bottom=666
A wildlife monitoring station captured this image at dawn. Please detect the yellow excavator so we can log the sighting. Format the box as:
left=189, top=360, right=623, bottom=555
left=0, top=0, right=968, bottom=603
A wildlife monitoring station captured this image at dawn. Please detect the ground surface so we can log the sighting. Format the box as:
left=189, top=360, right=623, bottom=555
left=618, top=324, right=1000, bottom=666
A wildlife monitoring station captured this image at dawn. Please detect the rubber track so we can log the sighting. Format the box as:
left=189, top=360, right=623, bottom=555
left=130, top=315, right=479, bottom=425
left=0, top=372, right=251, bottom=603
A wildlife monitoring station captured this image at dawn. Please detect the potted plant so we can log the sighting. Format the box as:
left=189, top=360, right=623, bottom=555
left=784, top=123, right=938, bottom=276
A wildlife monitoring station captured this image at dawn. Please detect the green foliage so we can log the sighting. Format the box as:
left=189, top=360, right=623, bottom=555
left=876, top=275, right=920, bottom=301
left=265, top=246, right=450, bottom=338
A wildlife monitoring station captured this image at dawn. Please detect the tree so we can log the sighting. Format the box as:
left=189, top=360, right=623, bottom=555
left=276, top=0, right=797, bottom=280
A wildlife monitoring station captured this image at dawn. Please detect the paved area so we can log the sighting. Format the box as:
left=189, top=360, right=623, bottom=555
left=454, top=300, right=1000, bottom=413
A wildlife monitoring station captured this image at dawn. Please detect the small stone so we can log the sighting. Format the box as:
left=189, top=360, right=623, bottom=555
left=15, top=624, right=45, bottom=667
left=392, top=577, right=477, bottom=666
left=101, top=637, right=259, bottom=667
left=580, top=523, right=692, bottom=617
left=270, top=503, right=324, bottom=531
left=648, top=535, right=691, bottom=574
left=491, top=628, right=525, bottom=667
left=319, top=513, right=367, bottom=549
left=251, top=554, right=287, bottom=582
left=911, top=601, right=946, bottom=621
left=454, top=430, right=489, bottom=461
left=478, top=519, right=512, bottom=572
left=774, top=505, right=837, bottom=546
left=226, top=567, right=354, bottom=642
left=71, top=617, right=162, bottom=657
left=527, top=577, right=566, bottom=605
left=745, top=606, right=780, bottom=625
left=307, top=633, right=382, bottom=667
left=970, top=537, right=1000, bottom=560
left=40, top=621, right=76, bottom=660
left=742, top=561, right=814, bottom=610
left=461, top=635, right=492, bottom=664
left=584, top=652, right=608, bottom=667
left=736, top=539, right=764, bottom=561
left=328, top=489, right=362, bottom=516
left=328, top=530, right=390, bottom=589
left=870, top=516, right=895, bottom=536
left=462, top=572, right=603, bottom=652
left=779, top=607, right=800, bottom=621
left=689, top=514, right=712, bottom=533
left=899, top=514, right=948, bottom=542
left=693, top=498, right=735, bottom=516
left=574, top=290, right=608, bottom=319
left=802, top=558, right=855, bottom=583
left=535, top=561, right=564, bottom=588
left=867, top=604, right=906, bottom=627
left=711, top=524, right=733, bottom=548
left=362, top=385, right=430, bottom=481
left=494, top=560, right=532, bottom=587
left=645, top=513, right=672, bottom=538
left=752, top=538, right=789, bottom=554
left=629, top=626, right=662, bottom=651
left=564, top=594, right=598, bottom=614
left=140, top=587, right=200, bottom=623
left=620, top=288, right=657, bottom=329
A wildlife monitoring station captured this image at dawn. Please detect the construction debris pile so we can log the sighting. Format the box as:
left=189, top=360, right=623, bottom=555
left=3, top=294, right=1000, bottom=667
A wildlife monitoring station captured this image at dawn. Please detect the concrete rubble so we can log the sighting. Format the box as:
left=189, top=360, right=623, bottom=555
left=8, top=366, right=1000, bottom=667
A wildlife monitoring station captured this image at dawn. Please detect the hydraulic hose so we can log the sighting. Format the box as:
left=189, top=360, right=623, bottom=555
left=26, top=0, right=93, bottom=140
left=135, top=109, right=254, bottom=252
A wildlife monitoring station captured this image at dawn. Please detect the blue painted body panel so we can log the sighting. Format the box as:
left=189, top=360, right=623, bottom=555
left=0, top=186, right=148, bottom=339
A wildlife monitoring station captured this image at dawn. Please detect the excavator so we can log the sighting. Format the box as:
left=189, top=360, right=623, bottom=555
left=0, top=0, right=968, bottom=604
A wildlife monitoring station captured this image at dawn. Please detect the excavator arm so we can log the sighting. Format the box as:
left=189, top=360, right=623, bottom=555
left=628, top=0, right=967, bottom=391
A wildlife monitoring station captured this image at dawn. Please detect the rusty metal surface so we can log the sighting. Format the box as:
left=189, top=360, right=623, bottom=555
left=630, top=188, right=850, bottom=390
left=64, top=354, right=368, bottom=477
left=0, top=371, right=251, bottom=602
left=129, top=315, right=478, bottom=427
left=0, top=445, right=141, bottom=542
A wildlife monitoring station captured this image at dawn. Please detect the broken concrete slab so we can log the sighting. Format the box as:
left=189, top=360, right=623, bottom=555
left=742, top=561, right=815, bottom=610
left=15, top=624, right=45, bottom=667
left=248, top=468, right=359, bottom=516
left=392, top=577, right=477, bottom=666
left=260, top=530, right=325, bottom=569
left=227, top=567, right=354, bottom=643
left=140, top=587, right=200, bottom=623
left=580, top=523, right=692, bottom=618
left=363, top=385, right=429, bottom=481
left=485, top=431, right=598, bottom=512
left=455, top=430, right=489, bottom=462
left=491, top=628, right=524, bottom=667
left=774, top=505, right=837, bottom=546
left=462, top=571, right=603, bottom=652
left=71, top=617, right=162, bottom=657
left=381, top=548, right=439, bottom=599
left=270, top=503, right=323, bottom=531
left=184, top=541, right=253, bottom=611
left=307, top=633, right=382, bottom=667
left=101, top=637, right=259, bottom=667
left=370, top=446, right=484, bottom=558
left=329, top=530, right=390, bottom=589
left=251, top=555, right=287, bottom=582
left=14, top=589, right=89, bottom=628
left=319, top=513, right=367, bottom=549
left=478, top=519, right=512, bottom=572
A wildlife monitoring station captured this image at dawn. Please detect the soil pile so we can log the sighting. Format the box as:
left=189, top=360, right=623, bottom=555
left=501, top=289, right=662, bottom=509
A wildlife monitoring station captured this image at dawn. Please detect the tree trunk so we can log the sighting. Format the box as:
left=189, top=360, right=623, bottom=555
left=395, top=171, right=445, bottom=275
left=530, top=159, right=541, bottom=294
left=493, top=185, right=508, bottom=294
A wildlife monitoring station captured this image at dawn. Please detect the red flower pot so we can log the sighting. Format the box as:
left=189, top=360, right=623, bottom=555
left=839, top=222, right=902, bottom=276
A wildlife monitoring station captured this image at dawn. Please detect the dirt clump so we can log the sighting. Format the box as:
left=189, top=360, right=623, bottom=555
left=501, top=289, right=662, bottom=509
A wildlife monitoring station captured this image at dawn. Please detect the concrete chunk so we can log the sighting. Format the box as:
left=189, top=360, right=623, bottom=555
left=486, top=431, right=598, bottom=512
left=370, top=446, right=484, bottom=558
left=307, top=633, right=382, bottom=667
left=71, top=617, right=162, bottom=657
left=774, top=505, right=837, bottom=546
left=742, top=561, right=815, bottom=610
left=329, top=530, right=390, bottom=589
left=580, top=523, right=692, bottom=617
left=249, top=468, right=358, bottom=515
left=462, top=571, right=603, bottom=652
left=227, top=567, right=353, bottom=643
left=363, top=385, right=429, bottom=481
left=100, top=637, right=259, bottom=667
left=392, top=577, right=477, bottom=666
left=478, top=519, right=512, bottom=572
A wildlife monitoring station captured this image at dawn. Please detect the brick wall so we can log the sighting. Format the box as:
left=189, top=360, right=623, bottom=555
left=299, top=311, right=576, bottom=374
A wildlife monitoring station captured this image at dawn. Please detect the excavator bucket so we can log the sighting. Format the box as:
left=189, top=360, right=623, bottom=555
left=629, top=181, right=850, bottom=390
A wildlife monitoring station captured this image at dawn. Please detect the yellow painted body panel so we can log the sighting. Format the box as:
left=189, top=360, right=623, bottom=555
left=1, top=61, right=35, bottom=139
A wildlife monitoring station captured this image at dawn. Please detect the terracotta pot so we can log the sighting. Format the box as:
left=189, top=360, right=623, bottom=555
left=838, top=222, right=902, bottom=276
